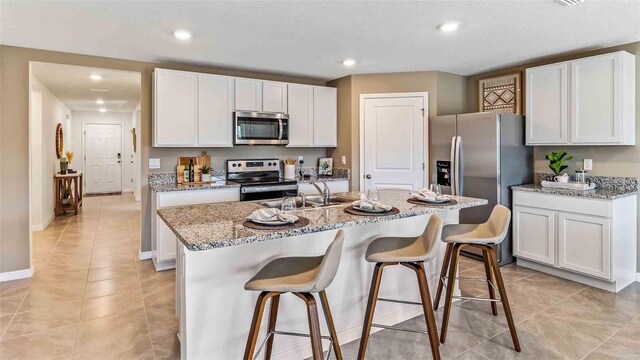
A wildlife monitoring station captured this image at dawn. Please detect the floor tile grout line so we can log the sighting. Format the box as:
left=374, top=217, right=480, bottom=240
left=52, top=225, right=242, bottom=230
left=578, top=317, right=635, bottom=360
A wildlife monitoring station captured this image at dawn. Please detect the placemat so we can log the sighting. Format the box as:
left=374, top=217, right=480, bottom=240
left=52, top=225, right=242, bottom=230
left=344, top=206, right=400, bottom=216
left=407, top=198, right=458, bottom=206
left=243, top=217, right=310, bottom=230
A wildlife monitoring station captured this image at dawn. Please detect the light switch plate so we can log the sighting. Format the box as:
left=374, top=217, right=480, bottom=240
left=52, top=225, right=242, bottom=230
left=583, top=159, right=593, bottom=171
left=149, top=158, right=161, bottom=169
left=341, top=156, right=347, bottom=165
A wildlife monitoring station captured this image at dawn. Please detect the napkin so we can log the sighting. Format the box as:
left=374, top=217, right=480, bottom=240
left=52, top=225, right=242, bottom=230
left=351, top=194, right=392, bottom=211
left=247, top=208, right=298, bottom=223
left=412, top=188, right=454, bottom=201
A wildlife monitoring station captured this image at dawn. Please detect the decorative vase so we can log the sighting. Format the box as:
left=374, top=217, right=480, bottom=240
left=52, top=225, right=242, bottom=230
left=202, top=174, right=212, bottom=182
left=60, top=158, right=68, bottom=175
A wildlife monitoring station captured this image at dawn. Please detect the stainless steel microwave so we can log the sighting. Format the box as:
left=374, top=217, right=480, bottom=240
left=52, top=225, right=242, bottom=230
left=234, top=111, right=289, bottom=145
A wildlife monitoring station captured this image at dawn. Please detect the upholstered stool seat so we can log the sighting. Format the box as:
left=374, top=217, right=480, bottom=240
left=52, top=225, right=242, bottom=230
left=243, top=230, right=345, bottom=360
left=357, top=215, right=443, bottom=360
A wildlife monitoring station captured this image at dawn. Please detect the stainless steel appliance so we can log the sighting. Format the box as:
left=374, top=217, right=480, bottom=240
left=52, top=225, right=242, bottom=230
left=431, top=112, right=533, bottom=265
left=227, top=159, right=298, bottom=201
left=234, top=111, right=289, bottom=145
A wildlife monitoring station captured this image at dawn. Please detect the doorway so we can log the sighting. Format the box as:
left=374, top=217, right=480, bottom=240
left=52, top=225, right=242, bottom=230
left=360, top=92, right=429, bottom=192
left=84, top=123, right=123, bottom=194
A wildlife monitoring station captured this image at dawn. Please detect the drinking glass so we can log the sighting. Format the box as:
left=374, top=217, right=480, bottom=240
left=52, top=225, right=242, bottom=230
left=367, top=189, right=380, bottom=202
left=430, top=184, right=441, bottom=195
left=281, top=197, right=296, bottom=215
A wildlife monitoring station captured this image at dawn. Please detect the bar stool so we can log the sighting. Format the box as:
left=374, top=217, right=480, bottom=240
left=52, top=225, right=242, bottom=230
left=433, top=205, right=521, bottom=352
left=243, top=229, right=345, bottom=360
left=358, top=215, right=443, bottom=360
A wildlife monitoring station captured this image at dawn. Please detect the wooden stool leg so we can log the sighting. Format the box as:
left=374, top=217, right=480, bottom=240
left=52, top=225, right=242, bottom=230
left=294, top=293, right=323, bottom=360
left=357, top=262, right=388, bottom=360
left=415, top=263, right=441, bottom=360
left=440, top=244, right=461, bottom=344
left=486, top=247, right=521, bottom=352
left=481, top=248, right=498, bottom=316
left=264, top=294, right=280, bottom=360
left=433, top=243, right=453, bottom=310
left=319, top=290, right=343, bottom=360
left=243, top=291, right=274, bottom=360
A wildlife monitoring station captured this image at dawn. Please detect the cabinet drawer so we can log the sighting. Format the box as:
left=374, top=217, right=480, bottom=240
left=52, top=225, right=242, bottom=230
left=513, top=191, right=611, bottom=218
left=157, top=188, right=240, bottom=208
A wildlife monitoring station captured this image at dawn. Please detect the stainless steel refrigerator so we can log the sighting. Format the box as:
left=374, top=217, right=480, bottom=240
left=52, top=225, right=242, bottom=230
left=431, top=112, right=533, bottom=265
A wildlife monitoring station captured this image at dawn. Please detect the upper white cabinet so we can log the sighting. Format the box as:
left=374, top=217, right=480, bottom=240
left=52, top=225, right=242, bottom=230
left=526, top=63, right=568, bottom=144
left=198, top=74, right=234, bottom=147
left=313, top=86, right=338, bottom=147
left=262, top=81, right=288, bottom=113
left=287, top=84, right=314, bottom=147
left=525, top=51, right=635, bottom=146
left=234, top=78, right=263, bottom=111
left=154, top=69, right=197, bottom=147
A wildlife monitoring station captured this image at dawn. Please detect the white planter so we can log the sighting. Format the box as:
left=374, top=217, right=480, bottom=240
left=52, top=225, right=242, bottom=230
left=201, top=174, right=212, bottom=182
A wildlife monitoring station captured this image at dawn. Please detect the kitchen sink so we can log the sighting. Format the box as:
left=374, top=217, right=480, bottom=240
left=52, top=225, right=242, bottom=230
left=260, top=195, right=356, bottom=209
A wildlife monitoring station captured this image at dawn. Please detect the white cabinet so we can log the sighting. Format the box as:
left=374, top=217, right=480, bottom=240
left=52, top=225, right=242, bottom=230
left=512, top=190, right=636, bottom=292
left=313, top=86, right=338, bottom=147
left=513, top=205, right=555, bottom=266
left=198, top=74, right=234, bottom=147
left=287, top=84, right=314, bottom=147
left=151, top=188, right=240, bottom=271
left=153, top=69, right=197, bottom=147
left=525, top=63, right=568, bottom=144
left=298, top=180, right=349, bottom=195
left=234, top=78, right=263, bottom=111
left=525, top=51, right=635, bottom=146
left=262, top=81, right=288, bottom=113
left=557, top=212, right=611, bottom=280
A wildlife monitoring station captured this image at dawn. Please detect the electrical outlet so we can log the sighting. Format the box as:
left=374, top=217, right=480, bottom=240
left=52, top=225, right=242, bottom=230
left=341, top=155, right=347, bottom=165
left=583, top=159, right=593, bottom=171
left=298, top=156, right=304, bottom=165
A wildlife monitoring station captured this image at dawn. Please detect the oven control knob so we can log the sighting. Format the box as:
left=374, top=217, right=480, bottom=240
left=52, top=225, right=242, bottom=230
left=267, top=162, right=272, bottom=166
left=238, top=163, right=242, bottom=167
left=232, top=164, right=236, bottom=167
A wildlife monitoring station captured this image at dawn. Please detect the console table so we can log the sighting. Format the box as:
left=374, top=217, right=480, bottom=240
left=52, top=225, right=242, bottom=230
left=54, top=172, right=83, bottom=216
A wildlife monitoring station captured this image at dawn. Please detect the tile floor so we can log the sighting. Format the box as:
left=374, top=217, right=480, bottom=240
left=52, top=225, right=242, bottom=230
left=1, top=194, right=639, bottom=359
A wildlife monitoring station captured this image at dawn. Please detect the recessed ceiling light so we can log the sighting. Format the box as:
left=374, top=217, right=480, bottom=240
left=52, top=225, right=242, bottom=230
left=554, top=0, right=584, bottom=5
left=174, top=29, right=192, bottom=40
left=438, top=21, right=460, bottom=32
left=342, top=59, right=356, bottom=67
left=90, top=74, right=102, bottom=81
left=96, top=99, right=104, bottom=105
left=99, top=108, right=107, bottom=113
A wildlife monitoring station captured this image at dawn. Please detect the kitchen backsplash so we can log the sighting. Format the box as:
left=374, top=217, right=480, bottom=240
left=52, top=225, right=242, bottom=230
left=537, top=173, right=639, bottom=191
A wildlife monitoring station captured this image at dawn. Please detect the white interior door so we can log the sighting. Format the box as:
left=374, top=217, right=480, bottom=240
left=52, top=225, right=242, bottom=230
left=85, top=123, right=122, bottom=194
left=362, top=95, right=426, bottom=192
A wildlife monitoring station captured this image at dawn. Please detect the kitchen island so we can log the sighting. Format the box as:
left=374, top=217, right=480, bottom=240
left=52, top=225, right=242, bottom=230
left=158, top=190, right=487, bottom=359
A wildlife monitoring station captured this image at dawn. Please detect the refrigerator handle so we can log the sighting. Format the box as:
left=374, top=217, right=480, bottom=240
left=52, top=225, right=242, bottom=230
left=450, top=136, right=457, bottom=196
left=454, top=136, right=462, bottom=196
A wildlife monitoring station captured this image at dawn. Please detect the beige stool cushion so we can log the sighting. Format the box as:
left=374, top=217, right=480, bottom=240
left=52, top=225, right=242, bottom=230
left=442, top=205, right=511, bottom=245
left=365, top=215, right=442, bottom=263
left=244, top=229, right=344, bottom=293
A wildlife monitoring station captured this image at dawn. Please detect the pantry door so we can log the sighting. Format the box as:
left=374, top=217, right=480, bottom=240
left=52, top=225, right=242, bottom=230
left=361, top=93, right=428, bottom=192
left=84, top=123, right=123, bottom=194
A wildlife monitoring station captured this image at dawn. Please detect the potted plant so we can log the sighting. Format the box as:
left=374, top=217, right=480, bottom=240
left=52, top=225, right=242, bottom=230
left=545, top=150, right=572, bottom=183
left=201, top=165, right=212, bottom=182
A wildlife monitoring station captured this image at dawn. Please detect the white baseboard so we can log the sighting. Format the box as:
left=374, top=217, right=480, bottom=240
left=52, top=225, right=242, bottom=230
left=31, top=214, right=54, bottom=232
left=637, top=272, right=640, bottom=282
left=0, top=268, right=33, bottom=282
left=139, top=251, right=152, bottom=260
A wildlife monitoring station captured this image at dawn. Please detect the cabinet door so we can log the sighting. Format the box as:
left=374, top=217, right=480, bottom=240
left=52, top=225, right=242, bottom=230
left=154, top=69, right=197, bottom=146
left=558, top=212, right=611, bottom=280
left=525, top=63, right=568, bottom=145
left=513, top=206, right=556, bottom=265
left=262, top=81, right=288, bottom=113
left=234, top=78, right=263, bottom=111
left=157, top=215, right=177, bottom=262
left=313, top=86, right=337, bottom=147
left=570, top=53, right=622, bottom=144
left=287, top=84, right=314, bottom=147
left=198, top=74, right=234, bottom=147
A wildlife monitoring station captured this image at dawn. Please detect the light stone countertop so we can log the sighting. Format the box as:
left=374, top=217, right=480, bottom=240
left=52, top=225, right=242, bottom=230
left=157, top=190, right=488, bottom=251
left=150, top=176, right=350, bottom=193
left=512, top=184, right=638, bottom=200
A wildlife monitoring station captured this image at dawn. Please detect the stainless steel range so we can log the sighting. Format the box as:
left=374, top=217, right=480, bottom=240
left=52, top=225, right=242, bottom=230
left=226, top=159, right=298, bottom=201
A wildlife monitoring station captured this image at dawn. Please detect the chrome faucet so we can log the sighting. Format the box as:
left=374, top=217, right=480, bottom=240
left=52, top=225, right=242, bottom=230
left=310, top=179, right=331, bottom=205
left=298, top=191, right=307, bottom=209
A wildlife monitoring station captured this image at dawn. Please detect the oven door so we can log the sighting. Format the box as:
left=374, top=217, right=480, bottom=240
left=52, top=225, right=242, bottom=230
left=240, top=184, right=298, bottom=201
left=234, top=111, right=289, bottom=145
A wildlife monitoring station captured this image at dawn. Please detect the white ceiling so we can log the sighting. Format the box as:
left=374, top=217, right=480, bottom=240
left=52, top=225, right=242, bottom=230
left=31, top=62, right=141, bottom=113
left=3, top=1, right=640, bottom=80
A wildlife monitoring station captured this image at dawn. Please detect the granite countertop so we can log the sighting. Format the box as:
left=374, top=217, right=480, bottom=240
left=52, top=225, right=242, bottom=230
left=157, top=190, right=488, bottom=251
left=511, top=184, right=638, bottom=200
left=297, top=175, right=349, bottom=184
left=150, top=176, right=350, bottom=192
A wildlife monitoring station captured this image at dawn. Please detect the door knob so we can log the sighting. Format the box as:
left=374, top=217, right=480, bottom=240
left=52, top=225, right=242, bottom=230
left=365, top=174, right=372, bottom=179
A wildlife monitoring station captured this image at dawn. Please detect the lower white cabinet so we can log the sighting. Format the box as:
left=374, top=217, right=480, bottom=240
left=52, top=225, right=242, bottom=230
left=151, top=188, right=240, bottom=271
left=512, top=190, right=636, bottom=292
